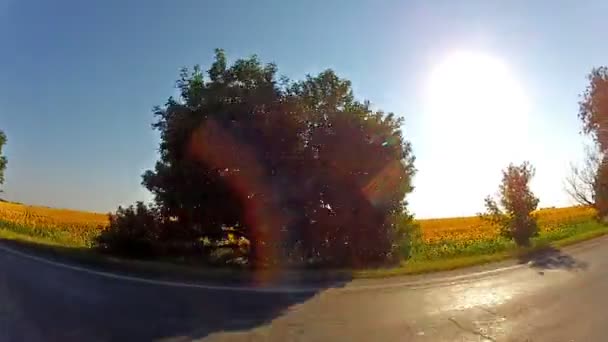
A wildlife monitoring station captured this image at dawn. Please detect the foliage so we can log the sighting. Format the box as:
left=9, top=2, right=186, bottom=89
left=481, top=162, right=540, bottom=246
left=594, top=156, right=608, bottom=220
left=275, top=70, right=416, bottom=267
left=576, top=67, right=608, bottom=218
left=0, top=130, right=6, bottom=190
left=95, top=202, right=164, bottom=257
left=566, top=144, right=600, bottom=207
left=579, top=67, right=608, bottom=152
left=392, top=211, right=421, bottom=260
left=98, top=49, right=416, bottom=268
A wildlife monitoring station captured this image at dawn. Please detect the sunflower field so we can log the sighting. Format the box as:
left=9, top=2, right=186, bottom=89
left=418, top=206, right=596, bottom=244
left=414, top=206, right=598, bottom=260
left=0, top=201, right=108, bottom=246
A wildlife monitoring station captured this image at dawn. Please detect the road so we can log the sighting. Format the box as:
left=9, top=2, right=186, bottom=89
left=0, top=237, right=607, bottom=342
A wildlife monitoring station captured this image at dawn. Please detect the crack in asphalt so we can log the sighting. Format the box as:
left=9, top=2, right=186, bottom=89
left=448, top=317, right=497, bottom=342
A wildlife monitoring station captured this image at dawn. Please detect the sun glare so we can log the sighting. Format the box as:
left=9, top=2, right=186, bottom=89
left=425, top=51, right=529, bottom=161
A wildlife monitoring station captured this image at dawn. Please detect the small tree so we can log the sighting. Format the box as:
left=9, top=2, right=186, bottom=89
left=0, top=130, right=6, bottom=191
left=566, top=145, right=600, bottom=207
left=482, top=162, right=540, bottom=246
left=565, top=144, right=608, bottom=219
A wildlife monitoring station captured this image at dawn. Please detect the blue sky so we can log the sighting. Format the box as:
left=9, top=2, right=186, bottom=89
left=0, top=0, right=606, bottom=218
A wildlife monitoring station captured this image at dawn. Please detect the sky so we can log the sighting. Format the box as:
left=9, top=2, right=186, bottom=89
left=0, top=0, right=606, bottom=218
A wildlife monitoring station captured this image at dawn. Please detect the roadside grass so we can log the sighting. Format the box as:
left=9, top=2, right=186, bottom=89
left=0, top=217, right=607, bottom=280
left=0, top=219, right=87, bottom=247
left=381, top=220, right=608, bottom=277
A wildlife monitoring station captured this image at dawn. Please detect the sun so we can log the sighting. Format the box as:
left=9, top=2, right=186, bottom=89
left=424, top=51, right=529, bottom=161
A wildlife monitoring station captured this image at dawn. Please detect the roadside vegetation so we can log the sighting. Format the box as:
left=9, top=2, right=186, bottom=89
left=0, top=200, right=605, bottom=276
left=1, top=51, right=608, bottom=277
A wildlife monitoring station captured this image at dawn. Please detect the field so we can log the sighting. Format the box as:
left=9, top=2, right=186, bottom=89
left=414, top=206, right=599, bottom=260
left=0, top=201, right=605, bottom=273
left=420, top=206, right=596, bottom=243
left=0, top=201, right=108, bottom=247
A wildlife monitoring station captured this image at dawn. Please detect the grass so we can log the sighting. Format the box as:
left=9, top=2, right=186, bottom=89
left=0, top=219, right=85, bottom=247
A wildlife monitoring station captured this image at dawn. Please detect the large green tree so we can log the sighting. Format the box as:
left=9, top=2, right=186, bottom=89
left=281, top=71, right=416, bottom=266
left=99, top=49, right=416, bottom=268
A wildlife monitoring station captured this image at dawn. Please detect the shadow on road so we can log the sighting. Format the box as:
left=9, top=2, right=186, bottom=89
left=517, top=245, right=588, bottom=273
left=0, top=238, right=352, bottom=341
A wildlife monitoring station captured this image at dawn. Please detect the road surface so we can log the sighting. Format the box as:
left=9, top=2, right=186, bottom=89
left=0, top=237, right=607, bottom=341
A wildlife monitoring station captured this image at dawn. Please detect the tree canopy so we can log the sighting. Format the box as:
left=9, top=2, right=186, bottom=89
left=97, top=49, right=416, bottom=268
left=579, top=67, right=608, bottom=152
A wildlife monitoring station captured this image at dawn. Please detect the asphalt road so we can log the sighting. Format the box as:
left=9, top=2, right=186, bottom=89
left=1, top=237, right=608, bottom=342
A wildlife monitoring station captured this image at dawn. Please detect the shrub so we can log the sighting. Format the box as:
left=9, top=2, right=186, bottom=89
left=95, top=202, right=163, bottom=257
left=392, top=211, right=422, bottom=261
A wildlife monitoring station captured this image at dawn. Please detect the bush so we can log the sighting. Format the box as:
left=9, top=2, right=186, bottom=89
left=392, top=211, right=422, bottom=261
left=95, top=202, right=164, bottom=257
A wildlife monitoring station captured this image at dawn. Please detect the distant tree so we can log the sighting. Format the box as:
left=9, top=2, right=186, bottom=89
left=97, top=49, right=417, bottom=268
left=0, top=130, right=6, bottom=190
left=482, top=162, right=540, bottom=246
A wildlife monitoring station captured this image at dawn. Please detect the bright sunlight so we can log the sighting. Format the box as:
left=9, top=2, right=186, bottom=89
left=425, top=51, right=529, bottom=161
